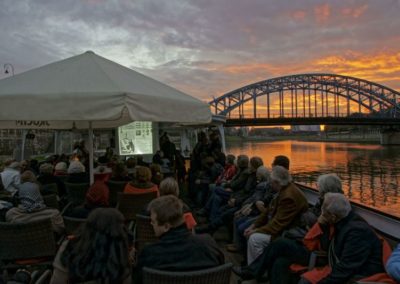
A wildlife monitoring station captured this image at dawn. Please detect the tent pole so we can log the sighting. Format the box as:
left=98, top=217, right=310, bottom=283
left=21, top=129, right=27, bottom=161
left=88, top=122, right=94, bottom=185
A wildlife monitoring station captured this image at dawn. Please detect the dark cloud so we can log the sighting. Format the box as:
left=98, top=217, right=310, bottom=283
left=0, top=0, right=399, bottom=98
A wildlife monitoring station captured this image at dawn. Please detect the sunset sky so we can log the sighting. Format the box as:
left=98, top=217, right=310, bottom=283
left=1, top=0, right=400, bottom=104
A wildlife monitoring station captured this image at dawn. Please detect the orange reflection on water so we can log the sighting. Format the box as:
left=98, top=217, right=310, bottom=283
left=227, top=140, right=400, bottom=218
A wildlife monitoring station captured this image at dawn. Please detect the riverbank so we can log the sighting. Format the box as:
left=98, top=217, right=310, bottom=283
left=226, top=133, right=381, bottom=144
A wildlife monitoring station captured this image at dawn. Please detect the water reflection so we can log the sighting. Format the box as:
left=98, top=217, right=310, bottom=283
left=227, top=140, right=400, bottom=218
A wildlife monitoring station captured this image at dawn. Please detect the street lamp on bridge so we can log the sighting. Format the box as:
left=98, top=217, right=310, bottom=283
left=4, top=63, right=14, bottom=76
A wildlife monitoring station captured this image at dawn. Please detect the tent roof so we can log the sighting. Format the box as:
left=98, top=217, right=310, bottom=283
left=0, top=51, right=211, bottom=129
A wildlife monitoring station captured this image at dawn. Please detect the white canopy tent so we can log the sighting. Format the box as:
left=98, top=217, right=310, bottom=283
left=0, top=51, right=212, bottom=182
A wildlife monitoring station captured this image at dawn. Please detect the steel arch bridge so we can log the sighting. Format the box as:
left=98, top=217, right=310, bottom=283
left=209, top=74, right=400, bottom=126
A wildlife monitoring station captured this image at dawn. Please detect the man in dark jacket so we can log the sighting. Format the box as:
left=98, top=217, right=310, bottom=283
left=299, top=193, right=384, bottom=284
left=135, top=195, right=224, bottom=284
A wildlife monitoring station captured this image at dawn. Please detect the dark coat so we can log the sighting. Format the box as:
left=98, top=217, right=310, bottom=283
left=135, top=224, right=225, bottom=284
left=318, top=211, right=384, bottom=284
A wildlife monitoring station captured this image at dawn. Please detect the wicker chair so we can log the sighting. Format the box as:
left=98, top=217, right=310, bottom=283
left=135, top=214, right=158, bottom=254
left=42, top=194, right=59, bottom=209
left=0, top=218, right=57, bottom=265
left=65, top=182, right=89, bottom=206
left=143, top=263, right=233, bottom=284
left=40, top=183, right=59, bottom=196
left=107, top=180, right=128, bottom=207
left=63, top=216, right=87, bottom=235
left=116, top=191, right=158, bottom=222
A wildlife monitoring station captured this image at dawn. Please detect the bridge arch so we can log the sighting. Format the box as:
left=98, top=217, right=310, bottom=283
left=209, top=74, right=400, bottom=121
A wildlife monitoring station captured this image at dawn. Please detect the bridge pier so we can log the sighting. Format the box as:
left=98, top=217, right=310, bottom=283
left=380, top=129, right=400, bottom=145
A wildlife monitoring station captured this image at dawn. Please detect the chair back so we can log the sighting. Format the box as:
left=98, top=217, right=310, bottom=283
left=143, top=263, right=233, bottom=284
left=117, top=191, right=158, bottom=221
left=135, top=214, right=158, bottom=253
left=40, top=183, right=59, bottom=196
left=0, top=218, right=57, bottom=261
left=107, top=180, right=128, bottom=207
left=63, top=216, right=87, bottom=235
left=65, top=182, right=89, bottom=205
left=42, top=194, right=59, bottom=209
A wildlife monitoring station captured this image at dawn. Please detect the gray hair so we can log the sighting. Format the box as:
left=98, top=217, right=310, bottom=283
left=39, top=163, right=54, bottom=175
left=271, top=165, right=292, bottom=187
left=68, top=160, right=85, bottom=174
left=317, top=174, right=343, bottom=197
left=322, top=193, right=351, bottom=220
left=256, top=166, right=270, bottom=182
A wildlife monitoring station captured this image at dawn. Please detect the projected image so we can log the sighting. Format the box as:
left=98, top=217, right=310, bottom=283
left=118, top=121, right=153, bottom=155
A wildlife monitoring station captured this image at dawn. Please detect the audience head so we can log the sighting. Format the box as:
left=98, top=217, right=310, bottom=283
left=272, top=155, right=290, bottom=170
left=62, top=208, right=129, bottom=281
left=85, top=181, right=110, bottom=208
left=21, top=170, right=37, bottom=183
left=159, top=177, right=179, bottom=197
left=317, top=174, right=344, bottom=199
left=148, top=195, right=184, bottom=237
left=250, top=156, right=264, bottom=172
left=8, top=161, right=21, bottom=171
left=256, top=166, right=270, bottom=183
left=237, top=155, right=249, bottom=169
left=270, top=165, right=292, bottom=190
left=55, top=162, right=68, bottom=173
left=39, top=163, right=54, bottom=175
left=112, top=162, right=127, bottom=178
left=136, top=166, right=152, bottom=183
left=226, top=154, right=235, bottom=165
left=18, top=181, right=45, bottom=212
left=321, top=193, right=351, bottom=224
left=68, top=160, right=85, bottom=174
left=126, top=157, right=137, bottom=169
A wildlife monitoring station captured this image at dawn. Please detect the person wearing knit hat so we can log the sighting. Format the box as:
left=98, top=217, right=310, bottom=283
left=5, top=173, right=65, bottom=234
left=64, top=181, right=110, bottom=219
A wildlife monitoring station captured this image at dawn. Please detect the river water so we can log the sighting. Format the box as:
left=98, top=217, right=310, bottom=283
left=226, top=140, right=400, bottom=218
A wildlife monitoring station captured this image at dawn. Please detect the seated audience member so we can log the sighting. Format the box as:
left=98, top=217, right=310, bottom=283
left=159, top=177, right=196, bottom=230
left=135, top=195, right=224, bottom=284
left=0, top=160, right=21, bottom=196
left=109, top=162, right=131, bottom=182
left=64, top=181, right=109, bottom=219
left=150, top=163, right=163, bottom=186
left=245, top=165, right=308, bottom=264
left=124, top=166, right=158, bottom=195
left=386, top=244, right=400, bottom=282
left=37, top=163, right=66, bottom=197
left=54, top=162, right=68, bottom=176
left=50, top=208, right=131, bottom=283
left=66, top=161, right=89, bottom=184
left=298, top=193, right=384, bottom=284
left=233, top=173, right=346, bottom=282
left=6, top=171, right=65, bottom=234
left=214, top=154, right=237, bottom=186
left=126, top=157, right=137, bottom=178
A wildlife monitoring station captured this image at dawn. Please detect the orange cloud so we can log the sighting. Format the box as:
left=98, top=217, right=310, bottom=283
left=291, top=10, right=307, bottom=21
left=341, top=4, right=368, bottom=18
left=314, top=3, right=331, bottom=24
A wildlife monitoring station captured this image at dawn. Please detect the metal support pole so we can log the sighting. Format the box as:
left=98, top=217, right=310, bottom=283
left=88, top=122, right=94, bottom=185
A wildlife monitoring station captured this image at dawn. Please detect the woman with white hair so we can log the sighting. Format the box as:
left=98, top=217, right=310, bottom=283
left=37, top=163, right=66, bottom=197
left=66, top=161, right=89, bottom=184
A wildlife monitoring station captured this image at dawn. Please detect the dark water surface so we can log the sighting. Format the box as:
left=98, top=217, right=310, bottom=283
left=226, top=140, right=400, bottom=218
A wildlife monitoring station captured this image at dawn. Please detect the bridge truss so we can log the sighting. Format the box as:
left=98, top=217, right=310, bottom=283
left=209, top=74, right=400, bottom=126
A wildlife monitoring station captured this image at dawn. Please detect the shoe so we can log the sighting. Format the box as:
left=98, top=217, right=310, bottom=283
left=226, top=243, right=239, bottom=253
left=232, top=266, right=255, bottom=280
